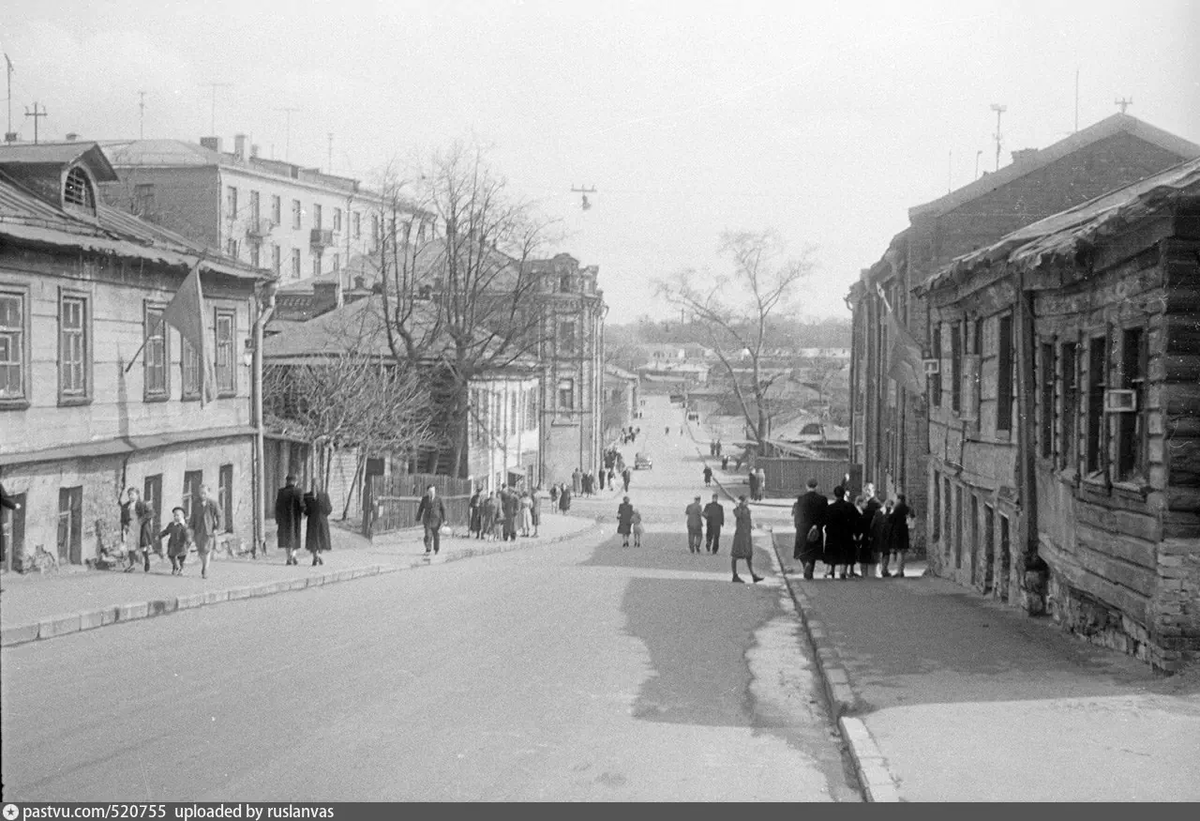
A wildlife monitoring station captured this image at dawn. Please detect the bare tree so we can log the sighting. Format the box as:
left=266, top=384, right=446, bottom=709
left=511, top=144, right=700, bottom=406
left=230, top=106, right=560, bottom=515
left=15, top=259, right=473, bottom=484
left=373, top=141, right=558, bottom=477
left=656, top=229, right=815, bottom=446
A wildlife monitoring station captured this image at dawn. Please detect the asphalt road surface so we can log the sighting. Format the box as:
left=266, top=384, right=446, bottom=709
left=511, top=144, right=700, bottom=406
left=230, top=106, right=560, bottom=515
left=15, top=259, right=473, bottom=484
left=1, top=395, right=857, bottom=801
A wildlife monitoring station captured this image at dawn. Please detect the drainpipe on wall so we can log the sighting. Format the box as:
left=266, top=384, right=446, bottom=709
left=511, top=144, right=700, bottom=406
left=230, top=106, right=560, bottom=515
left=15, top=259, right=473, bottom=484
left=252, top=279, right=278, bottom=557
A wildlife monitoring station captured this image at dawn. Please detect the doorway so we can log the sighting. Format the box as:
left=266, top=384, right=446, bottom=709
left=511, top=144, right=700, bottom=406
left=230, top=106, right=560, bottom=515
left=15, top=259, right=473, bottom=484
left=983, top=505, right=995, bottom=593
left=999, top=513, right=1011, bottom=602
left=57, top=486, right=83, bottom=564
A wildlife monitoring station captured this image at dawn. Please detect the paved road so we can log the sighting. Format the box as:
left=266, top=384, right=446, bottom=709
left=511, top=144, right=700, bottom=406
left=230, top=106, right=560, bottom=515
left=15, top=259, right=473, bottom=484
left=1, top=395, right=856, bottom=801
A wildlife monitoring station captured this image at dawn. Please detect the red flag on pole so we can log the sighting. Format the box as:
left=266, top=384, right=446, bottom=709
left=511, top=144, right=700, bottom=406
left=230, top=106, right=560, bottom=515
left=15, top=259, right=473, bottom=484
left=885, top=306, right=926, bottom=395
left=163, top=260, right=217, bottom=405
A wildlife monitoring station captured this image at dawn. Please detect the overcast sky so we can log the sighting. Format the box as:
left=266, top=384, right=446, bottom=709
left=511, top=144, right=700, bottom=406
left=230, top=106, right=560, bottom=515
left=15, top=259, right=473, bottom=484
left=4, top=0, right=1199, bottom=321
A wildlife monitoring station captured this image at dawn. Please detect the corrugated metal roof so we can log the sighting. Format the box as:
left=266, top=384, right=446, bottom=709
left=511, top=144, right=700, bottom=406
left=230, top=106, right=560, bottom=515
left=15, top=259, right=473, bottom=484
left=922, top=156, right=1200, bottom=292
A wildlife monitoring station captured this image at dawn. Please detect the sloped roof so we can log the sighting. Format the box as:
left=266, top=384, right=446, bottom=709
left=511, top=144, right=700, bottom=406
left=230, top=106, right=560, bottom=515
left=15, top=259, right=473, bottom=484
left=921, top=156, right=1200, bottom=293
left=0, top=142, right=119, bottom=181
left=910, top=114, right=1200, bottom=221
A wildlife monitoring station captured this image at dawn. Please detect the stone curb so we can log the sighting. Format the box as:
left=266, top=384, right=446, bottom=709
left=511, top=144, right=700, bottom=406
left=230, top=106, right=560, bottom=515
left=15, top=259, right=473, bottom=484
left=1, top=520, right=598, bottom=649
left=765, top=527, right=902, bottom=803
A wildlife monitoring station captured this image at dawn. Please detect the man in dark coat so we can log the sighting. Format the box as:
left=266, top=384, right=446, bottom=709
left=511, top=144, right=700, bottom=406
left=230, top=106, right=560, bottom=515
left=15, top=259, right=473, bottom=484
left=416, top=485, right=447, bottom=555
left=889, top=493, right=914, bottom=577
left=824, top=485, right=861, bottom=580
left=275, top=474, right=305, bottom=566
left=501, top=488, right=520, bottom=542
left=685, top=495, right=704, bottom=553
left=703, top=492, right=725, bottom=554
left=303, top=486, right=333, bottom=566
left=860, top=482, right=883, bottom=577
left=792, top=479, right=828, bottom=579
left=703, top=465, right=713, bottom=487
left=621, top=467, right=631, bottom=493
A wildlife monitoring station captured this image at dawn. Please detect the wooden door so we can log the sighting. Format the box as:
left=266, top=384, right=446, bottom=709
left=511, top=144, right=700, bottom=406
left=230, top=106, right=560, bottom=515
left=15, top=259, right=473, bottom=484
left=57, top=486, right=82, bottom=564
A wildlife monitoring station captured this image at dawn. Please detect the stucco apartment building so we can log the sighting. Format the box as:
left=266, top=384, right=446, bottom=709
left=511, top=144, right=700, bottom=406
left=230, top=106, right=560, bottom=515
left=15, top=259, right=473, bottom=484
left=848, top=114, right=1200, bottom=553
left=97, top=135, right=429, bottom=285
left=0, top=142, right=272, bottom=571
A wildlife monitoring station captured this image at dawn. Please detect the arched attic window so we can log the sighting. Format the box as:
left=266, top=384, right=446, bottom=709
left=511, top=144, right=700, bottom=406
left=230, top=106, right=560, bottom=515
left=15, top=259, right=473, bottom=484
left=63, top=165, right=96, bottom=213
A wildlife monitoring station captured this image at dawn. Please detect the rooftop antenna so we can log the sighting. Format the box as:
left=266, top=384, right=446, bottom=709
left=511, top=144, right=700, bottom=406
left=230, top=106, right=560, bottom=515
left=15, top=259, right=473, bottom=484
left=275, top=107, right=299, bottom=162
left=990, top=103, right=1007, bottom=171
left=138, top=90, right=146, bottom=139
left=571, top=183, right=597, bottom=211
left=205, top=82, right=231, bottom=135
left=24, top=102, right=47, bottom=144
left=1115, top=96, right=1133, bottom=114
left=4, top=53, right=15, bottom=143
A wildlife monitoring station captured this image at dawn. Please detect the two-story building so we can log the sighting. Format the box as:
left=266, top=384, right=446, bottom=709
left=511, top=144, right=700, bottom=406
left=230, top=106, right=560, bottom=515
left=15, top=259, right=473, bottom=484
left=0, top=142, right=273, bottom=571
left=916, top=157, right=1200, bottom=671
left=848, top=114, right=1200, bottom=553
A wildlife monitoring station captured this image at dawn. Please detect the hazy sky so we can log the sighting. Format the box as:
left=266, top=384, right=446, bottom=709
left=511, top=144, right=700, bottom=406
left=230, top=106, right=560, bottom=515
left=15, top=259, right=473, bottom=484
left=4, top=1, right=1199, bottom=321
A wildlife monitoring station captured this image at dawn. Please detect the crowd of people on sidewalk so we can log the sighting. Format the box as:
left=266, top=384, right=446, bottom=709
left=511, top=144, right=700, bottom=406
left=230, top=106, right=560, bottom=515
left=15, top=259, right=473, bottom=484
left=464, top=485, right=542, bottom=546
left=790, top=479, right=914, bottom=580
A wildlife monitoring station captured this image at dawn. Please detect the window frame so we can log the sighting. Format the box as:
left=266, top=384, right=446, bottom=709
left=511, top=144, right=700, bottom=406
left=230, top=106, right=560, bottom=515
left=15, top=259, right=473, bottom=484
left=1059, top=340, right=1079, bottom=472
left=271, top=195, right=282, bottom=226
left=1039, top=340, right=1056, bottom=459
left=1085, top=334, right=1107, bottom=476
left=950, top=321, right=962, bottom=413
left=292, top=199, right=302, bottom=230
left=1115, top=324, right=1148, bottom=483
left=557, top=377, right=575, bottom=412
left=272, top=244, right=282, bottom=277
left=143, top=301, right=170, bottom=402
left=214, top=308, right=237, bottom=397
left=996, top=313, right=1014, bottom=433
left=0, top=285, right=31, bottom=409
left=57, top=289, right=92, bottom=406
left=180, top=335, right=201, bottom=401
left=291, top=249, right=302, bottom=279
left=930, top=321, right=942, bottom=408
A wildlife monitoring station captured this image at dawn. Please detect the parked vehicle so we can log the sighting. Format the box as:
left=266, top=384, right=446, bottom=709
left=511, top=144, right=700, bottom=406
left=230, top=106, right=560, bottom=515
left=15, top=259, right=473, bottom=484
left=634, top=452, right=653, bottom=470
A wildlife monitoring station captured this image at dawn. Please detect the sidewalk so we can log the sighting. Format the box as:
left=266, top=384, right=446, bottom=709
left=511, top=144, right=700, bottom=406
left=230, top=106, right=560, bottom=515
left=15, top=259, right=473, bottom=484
left=768, top=528, right=1200, bottom=802
left=0, top=513, right=600, bottom=647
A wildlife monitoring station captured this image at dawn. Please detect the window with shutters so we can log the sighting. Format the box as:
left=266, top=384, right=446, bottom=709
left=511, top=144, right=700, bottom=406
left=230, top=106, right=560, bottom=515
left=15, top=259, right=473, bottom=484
left=930, top=322, right=942, bottom=407
left=143, top=303, right=169, bottom=400
left=950, top=321, right=962, bottom=413
left=1040, top=341, right=1055, bottom=458
left=58, top=293, right=90, bottom=403
left=214, top=309, right=236, bottom=396
left=996, top=314, right=1013, bottom=432
left=1086, top=336, right=1107, bottom=474
left=0, top=289, right=28, bottom=406
left=1059, top=342, right=1078, bottom=471
left=1116, top=326, right=1147, bottom=482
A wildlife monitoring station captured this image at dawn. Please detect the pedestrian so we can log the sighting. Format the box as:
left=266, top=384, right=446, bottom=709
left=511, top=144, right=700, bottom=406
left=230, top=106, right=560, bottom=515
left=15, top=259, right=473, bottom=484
left=721, top=454, right=729, bottom=471
left=632, top=508, right=644, bottom=547
left=598, top=468, right=606, bottom=491
left=792, top=479, right=828, bottom=580
left=469, top=486, right=482, bottom=538
left=120, top=487, right=154, bottom=573
left=748, top=467, right=759, bottom=501
left=531, top=487, right=542, bottom=537
left=617, top=495, right=635, bottom=547
left=703, top=465, right=713, bottom=487
left=189, top=484, right=222, bottom=580
left=621, top=466, right=631, bottom=493
left=303, top=484, right=333, bottom=566
left=559, top=483, right=572, bottom=513
left=730, top=496, right=763, bottom=583
left=873, top=499, right=895, bottom=577
left=860, top=483, right=883, bottom=577
left=481, top=492, right=498, bottom=540
left=572, top=467, right=582, bottom=497
left=685, top=495, right=704, bottom=553
left=854, top=494, right=873, bottom=579
left=416, top=485, right=446, bottom=555
left=159, top=506, right=193, bottom=575
left=275, top=474, right=304, bottom=566
left=665, top=425, right=670, bottom=435
left=735, top=453, right=744, bottom=472
left=703, top=492, right=725, bottom=554
left=549, top=483, right=559, bottom=513
left=888, top=493, right=914, bottom=577
left=520, top=490, right=533, bottom=537
left=715, top=440, right=722, bottom=457
left=607, top=468, right=616, bottom=491
left=502, top=488, right=520, bottom=541
left=755, top=467, right=767, bottom=500
left=824, top=485, right=861, bottom=580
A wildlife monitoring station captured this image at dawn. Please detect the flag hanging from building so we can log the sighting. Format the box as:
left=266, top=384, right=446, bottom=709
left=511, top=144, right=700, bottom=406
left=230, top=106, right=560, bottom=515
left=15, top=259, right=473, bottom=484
left=882, top=298, right=926, bottom=396
left=163, top=259, right=217, bottom=405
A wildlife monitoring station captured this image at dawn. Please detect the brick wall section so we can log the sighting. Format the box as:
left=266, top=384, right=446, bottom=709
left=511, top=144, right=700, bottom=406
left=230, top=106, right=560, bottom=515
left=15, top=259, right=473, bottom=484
left=100, top=166, right=220, bottom=250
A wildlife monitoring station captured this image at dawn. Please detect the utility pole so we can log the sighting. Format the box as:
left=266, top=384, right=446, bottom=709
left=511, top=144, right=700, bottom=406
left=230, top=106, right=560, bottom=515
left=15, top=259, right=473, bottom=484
left=205, top=82, right=231, bottom=135
left=275, top=107, right=299, bottom=162
left=990, top=103, right=1007, bottom=172
left=4, top=53, right=15, bottom=143
left=138, top=90, right=147, bottom=138
left=24, top=102, right=47, bottom=144
left=1115, top=97, right=1133, bottom=114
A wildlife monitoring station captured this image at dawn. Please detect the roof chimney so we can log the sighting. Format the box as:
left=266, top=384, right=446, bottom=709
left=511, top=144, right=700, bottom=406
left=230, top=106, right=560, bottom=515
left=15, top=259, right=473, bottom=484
left=234, top=134, right=247, bottom=161
left=1011, top=148, right=1039, bottom=166
left=199, top=136, right=223, bottom=154
left=65, top=133, right=79, bottom=142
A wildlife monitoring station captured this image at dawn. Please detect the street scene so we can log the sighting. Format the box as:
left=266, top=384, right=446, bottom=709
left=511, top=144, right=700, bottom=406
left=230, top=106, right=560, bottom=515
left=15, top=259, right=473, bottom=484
left=2, top=0, right=1200, bottom=805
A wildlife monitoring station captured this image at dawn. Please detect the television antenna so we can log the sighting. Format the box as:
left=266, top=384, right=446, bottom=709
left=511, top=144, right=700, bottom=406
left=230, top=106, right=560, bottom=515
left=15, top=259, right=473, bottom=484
left=571, top=184, right=597, bottom=211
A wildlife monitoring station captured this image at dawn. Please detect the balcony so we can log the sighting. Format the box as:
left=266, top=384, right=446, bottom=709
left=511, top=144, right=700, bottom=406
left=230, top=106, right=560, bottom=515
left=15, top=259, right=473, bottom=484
left=310, top=228, right=335, bottom=249
left=246, top=218, right=274, bottom=241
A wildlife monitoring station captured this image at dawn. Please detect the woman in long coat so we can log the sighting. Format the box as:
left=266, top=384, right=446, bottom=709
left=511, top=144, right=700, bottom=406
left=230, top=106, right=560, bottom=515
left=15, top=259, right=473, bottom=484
left=616, top=496, right=634, bottom=547
left=303, top=487, right=333, bottom=566
left=888, top=494, right=913, bottom=578
left=120, top=487, right=155, bottom=573
left=730, top=496, right=762, bottom=583
left=468, top=488, right=482, bottom=538
left=481, top=493, right=498, bottom=541
left=559, top=484, right=571, bottom=513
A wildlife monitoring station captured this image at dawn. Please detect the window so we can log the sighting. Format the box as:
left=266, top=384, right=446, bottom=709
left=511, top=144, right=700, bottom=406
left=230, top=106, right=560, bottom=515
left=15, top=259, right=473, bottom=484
left=996, top=314, right=1013, bottom=432
left=313, top=203, right=323, bottom=231
left=930, top=322, right=942, bottom=407
left=226, top=186, right=238, bottom=220
left=292, top=199, right=302, bottom=230
left=292, top=249, right=301, bottom=279
left=1086, top=336, right=1106, bottom=474
left=249, top=190, right=261, bottom=225
left=559, top=320, right=577, bottom=355
left=557, top=377, right=575, bottom=411
left=559, top=274, right=572, bottom=293
left=143, top=303, right=169, bottom=400
left=134, top=183, right=155, bottom=216
left=225, top=237, right=238, bottom=257
left=333, top=207, right=342, bottom=232
left=272, top=244, right=282, bottom=277
left=525, top=389, right=538, bottom=429
left=0, top=290, right=27, bottom=404
left=1060, top=341, right=1078, bottom=470
left=249, top=243, right=260, bottom=268
left=59, top=293, right=89, bottom=402
left=1117, top=327, right=1147, bottom=481
left=181, top=337, right=200, bottom=399
left=972, top=319, right=982, bottom=356
left=1040, top=342, right=1055, bottom=458
left=219, top=464, right=234, bottom=534
left=950, top=321, right=962, bottom=413
left=931, top=470, right=940, bottom=541
left=63, top=167, right=95, bottom=211
left=214, top=309, right=236, bottom=396
left=353, top=212, right=361, bottom=239
left=271, top=195, right=282, bottom=226
left=312, top=256, right=321, bottom=278
left=183, top=471, right=203, bottom=523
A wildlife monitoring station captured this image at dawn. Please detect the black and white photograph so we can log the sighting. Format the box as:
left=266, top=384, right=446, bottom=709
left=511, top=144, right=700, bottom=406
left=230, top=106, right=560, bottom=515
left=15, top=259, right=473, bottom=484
left=1, top=0, right=1199, bottom=804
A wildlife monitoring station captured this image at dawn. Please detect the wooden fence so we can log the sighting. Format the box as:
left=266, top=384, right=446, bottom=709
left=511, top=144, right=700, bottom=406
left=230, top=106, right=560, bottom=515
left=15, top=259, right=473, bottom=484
left=756, top=457, right=861, bottom=499
left=363, top=473, right=474, bottom=538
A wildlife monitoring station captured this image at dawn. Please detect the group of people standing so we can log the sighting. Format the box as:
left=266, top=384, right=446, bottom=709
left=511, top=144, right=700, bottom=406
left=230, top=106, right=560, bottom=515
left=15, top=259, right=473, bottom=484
left=274, top=474, right=333, bottom=567
left=466, top=485, right=541, bottom=543
left=791, top=480, right=913, bottom=580
left=618, top=426, right=640, bottom=446
left=117, top=483, right=224, bottom=579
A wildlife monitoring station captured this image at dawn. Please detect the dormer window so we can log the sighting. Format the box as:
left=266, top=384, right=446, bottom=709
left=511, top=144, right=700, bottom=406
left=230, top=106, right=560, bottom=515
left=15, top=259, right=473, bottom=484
left=63, top=166, right=96, bottom=213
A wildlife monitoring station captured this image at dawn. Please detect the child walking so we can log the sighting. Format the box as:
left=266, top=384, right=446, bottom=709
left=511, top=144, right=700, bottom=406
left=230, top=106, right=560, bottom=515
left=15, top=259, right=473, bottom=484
left=632, top=509, right=644, bottom=547
left=160, top=506, right=194, bottom=576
